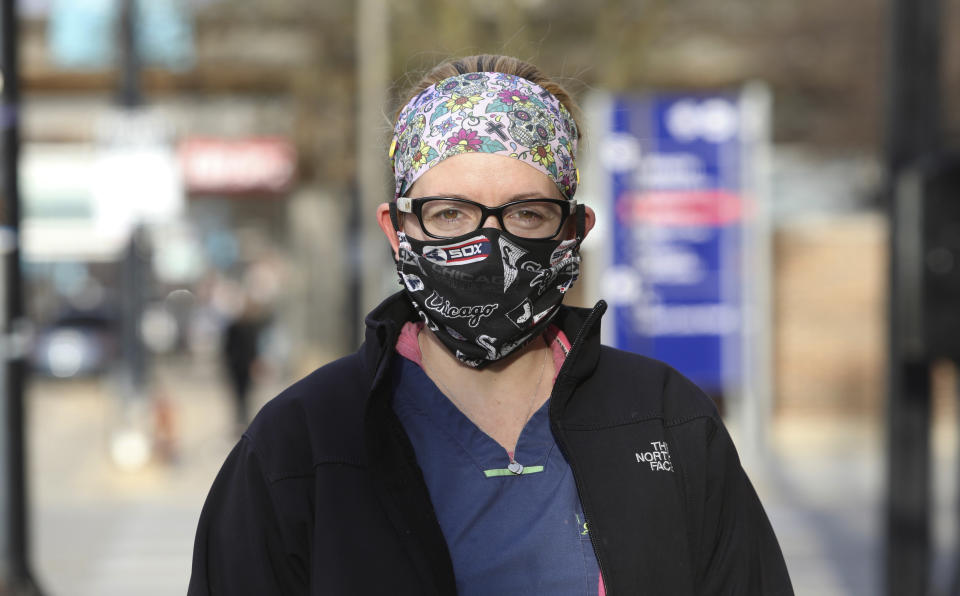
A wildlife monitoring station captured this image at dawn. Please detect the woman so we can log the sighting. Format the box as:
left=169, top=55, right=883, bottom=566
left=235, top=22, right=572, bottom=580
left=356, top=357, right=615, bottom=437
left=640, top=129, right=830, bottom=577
left=189, top=55, right=793, bottom=595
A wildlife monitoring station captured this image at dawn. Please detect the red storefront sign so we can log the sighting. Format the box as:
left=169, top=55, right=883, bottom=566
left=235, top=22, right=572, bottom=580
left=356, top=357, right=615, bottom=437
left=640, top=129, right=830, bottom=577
left=180, top=137, right=296, bottom=195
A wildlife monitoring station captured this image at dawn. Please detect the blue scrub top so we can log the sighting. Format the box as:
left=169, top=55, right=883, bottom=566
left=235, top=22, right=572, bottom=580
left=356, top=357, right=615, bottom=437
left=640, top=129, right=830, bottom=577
left=391, top=356, right=602, bottom=596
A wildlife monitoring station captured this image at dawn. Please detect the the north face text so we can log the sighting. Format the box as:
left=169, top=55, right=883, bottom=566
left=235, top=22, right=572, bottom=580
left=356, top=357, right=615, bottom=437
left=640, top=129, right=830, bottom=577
left=636, top=441, right=673, bottom=472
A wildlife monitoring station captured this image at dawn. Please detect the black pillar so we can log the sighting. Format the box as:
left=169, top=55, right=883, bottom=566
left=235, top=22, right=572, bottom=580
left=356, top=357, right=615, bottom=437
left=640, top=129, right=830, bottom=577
left=883, top=0, right=941, bottom=592
left=0, top=0, right=41, bottom=593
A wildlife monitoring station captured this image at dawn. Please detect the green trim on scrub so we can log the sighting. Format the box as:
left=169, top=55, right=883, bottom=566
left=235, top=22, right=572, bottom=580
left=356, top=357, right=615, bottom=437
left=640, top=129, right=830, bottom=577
left=483, top=466, right=545, bottom=478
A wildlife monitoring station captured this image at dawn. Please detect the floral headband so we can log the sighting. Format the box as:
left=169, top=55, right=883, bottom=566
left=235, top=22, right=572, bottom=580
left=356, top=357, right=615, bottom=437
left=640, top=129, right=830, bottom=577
left=390, top=71, right=579, bottom=200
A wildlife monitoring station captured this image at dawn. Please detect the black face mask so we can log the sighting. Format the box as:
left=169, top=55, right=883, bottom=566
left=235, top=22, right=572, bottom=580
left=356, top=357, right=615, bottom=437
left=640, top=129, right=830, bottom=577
left=391, top=205, right=585, bottom=368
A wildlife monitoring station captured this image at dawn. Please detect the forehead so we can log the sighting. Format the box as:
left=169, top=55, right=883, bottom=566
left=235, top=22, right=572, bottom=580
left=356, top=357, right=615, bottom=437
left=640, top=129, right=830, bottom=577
left=408, top=153, right=561, bottom=202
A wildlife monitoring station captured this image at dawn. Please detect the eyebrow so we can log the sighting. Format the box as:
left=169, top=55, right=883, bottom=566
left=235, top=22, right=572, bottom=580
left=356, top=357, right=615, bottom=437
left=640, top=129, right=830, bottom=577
left=419, top=191, right=559, bottom=202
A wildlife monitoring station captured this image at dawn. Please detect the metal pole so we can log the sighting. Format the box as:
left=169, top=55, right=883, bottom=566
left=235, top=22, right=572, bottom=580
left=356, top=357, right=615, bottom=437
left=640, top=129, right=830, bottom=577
left=733, top=82, right=773, bottom=470
left=356, top=0, right=390, bottom=340
left=116, top=0, right=145, bottom=385
left=118, top=0, right=141, bottom=109
left=0, top=0, right=42, bottom=592
left=884, top=0, right=941, bottom=592
left=121, top=225, right=149, bottom=397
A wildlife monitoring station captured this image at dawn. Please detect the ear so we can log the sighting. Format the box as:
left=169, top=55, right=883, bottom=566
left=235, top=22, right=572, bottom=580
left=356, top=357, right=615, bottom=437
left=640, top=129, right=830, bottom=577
left=566, top=205, right=596, bottom=241
left=376, top=202, right=400, bottom=259
left=582, top=206, right=597, bottom=240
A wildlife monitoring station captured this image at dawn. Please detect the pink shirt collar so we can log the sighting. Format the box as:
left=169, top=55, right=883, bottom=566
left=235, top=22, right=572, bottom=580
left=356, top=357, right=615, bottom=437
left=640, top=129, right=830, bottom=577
left=395, top=322, right=572, bottom=382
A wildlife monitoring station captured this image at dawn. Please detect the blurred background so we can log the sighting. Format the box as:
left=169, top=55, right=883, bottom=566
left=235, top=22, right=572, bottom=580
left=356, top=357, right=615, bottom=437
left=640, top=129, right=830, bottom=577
left=0, top=0, right=955, bottom=594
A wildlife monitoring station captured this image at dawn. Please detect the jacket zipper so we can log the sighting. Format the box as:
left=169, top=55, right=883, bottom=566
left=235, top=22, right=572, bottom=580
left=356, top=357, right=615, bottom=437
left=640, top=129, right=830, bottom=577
left=549, top=301, right=613, bottom=594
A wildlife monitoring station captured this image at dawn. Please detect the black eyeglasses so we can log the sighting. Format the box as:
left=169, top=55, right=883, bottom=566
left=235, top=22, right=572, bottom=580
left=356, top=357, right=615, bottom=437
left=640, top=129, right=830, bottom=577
left=396, top=196, right=576, bottom=240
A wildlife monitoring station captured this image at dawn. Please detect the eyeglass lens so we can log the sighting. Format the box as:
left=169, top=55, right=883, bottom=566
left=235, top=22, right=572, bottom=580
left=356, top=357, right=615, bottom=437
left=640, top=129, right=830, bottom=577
left=420, top=199, right=564, bottom=239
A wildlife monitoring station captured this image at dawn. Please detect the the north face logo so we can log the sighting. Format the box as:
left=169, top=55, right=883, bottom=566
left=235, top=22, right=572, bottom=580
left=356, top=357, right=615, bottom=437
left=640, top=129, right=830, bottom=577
left=635, top=441, right=673, bottom=472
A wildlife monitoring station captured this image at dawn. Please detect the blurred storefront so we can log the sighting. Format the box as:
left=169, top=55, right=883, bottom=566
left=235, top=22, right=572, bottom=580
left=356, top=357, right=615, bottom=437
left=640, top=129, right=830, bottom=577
left=16, top=1, right=358, bottom=390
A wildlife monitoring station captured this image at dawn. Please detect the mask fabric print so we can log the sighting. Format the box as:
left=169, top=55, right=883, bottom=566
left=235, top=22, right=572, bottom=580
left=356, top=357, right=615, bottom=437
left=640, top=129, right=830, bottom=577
left=396, top=226, right=581, bottom=368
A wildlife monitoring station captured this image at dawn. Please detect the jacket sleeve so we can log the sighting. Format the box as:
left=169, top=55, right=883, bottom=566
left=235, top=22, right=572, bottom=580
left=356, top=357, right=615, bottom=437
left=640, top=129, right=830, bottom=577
left=188, top=436, right=308, bottom=595
left=696, top=419, right=794, bottom=596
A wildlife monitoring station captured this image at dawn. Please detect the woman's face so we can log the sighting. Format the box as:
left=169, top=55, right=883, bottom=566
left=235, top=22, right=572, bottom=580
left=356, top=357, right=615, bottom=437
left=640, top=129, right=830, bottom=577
left=377, top=153, right=594, bottom=249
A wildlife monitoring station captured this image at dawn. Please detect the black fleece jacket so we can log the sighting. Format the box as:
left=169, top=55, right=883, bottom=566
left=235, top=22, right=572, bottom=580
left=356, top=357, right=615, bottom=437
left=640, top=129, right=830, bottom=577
left=189, top=292, right=793, bottom=595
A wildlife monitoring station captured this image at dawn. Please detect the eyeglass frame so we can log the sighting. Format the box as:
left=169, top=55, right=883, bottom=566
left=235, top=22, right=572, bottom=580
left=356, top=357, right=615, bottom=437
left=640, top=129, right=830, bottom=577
left=394, top=196, right=578, bottom=240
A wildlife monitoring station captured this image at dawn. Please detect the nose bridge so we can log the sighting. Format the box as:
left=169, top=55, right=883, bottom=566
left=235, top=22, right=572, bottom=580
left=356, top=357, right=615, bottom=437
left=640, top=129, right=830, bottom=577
left=481, top=205, right=502, bottom=230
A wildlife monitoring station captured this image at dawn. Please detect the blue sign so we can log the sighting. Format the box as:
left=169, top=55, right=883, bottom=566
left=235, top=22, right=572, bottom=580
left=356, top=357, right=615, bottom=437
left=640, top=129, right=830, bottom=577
left=49, top=0, right=115, bottom=69
left=137, top=0, right=195, bottom=70
left=49, top=0, right=194, bottom=70
left=606, top=94, right=745, bottom=394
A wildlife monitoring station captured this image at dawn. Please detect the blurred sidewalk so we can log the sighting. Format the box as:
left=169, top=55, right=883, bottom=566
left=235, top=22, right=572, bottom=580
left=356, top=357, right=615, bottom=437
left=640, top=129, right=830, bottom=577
left=754, top=418, right=884, bottom=596
left=750, top=414, right=959, bottom=596
left=27, top=359, right=959, bottom=595
left=29, top=355, right=280, bottom=596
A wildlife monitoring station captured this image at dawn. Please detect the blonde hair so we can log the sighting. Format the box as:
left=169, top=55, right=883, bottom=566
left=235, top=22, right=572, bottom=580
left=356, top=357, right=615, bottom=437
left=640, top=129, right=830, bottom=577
left=394, top=54, right=582, bottom=141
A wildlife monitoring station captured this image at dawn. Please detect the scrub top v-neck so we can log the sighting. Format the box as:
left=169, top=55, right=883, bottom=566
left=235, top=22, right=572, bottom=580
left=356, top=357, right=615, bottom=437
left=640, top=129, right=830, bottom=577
left=391, top=351, right=602, bottom=596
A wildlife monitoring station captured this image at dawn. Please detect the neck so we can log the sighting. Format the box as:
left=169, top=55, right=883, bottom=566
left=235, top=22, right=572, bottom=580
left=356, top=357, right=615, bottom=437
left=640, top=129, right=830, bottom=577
left=418, top=328, right=553, bottom=453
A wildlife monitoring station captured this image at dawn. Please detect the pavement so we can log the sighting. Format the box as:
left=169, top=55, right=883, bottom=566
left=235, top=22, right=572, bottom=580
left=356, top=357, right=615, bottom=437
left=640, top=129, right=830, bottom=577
left=754, top=419, right=884, bottom=596
left=750, top=414, right=959, bottom=596
left=29, top=355, right=264, bottom=596
left=24, top=356, right=959, bottom=596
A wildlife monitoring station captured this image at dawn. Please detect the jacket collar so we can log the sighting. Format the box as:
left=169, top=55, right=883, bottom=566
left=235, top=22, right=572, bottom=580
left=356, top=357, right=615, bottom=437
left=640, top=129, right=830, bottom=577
left=551, top=300, right=607, bottom=378
left=362, top=292, right=415, bottom=384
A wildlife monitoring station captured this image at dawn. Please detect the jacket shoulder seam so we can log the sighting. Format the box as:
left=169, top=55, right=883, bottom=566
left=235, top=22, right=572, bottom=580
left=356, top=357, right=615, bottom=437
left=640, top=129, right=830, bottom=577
left=313, top=457, right=366, bottom=469
left=243, top=432, right=366, bottom=483
left=237, top=435, right=311, bottom=486
left=559, top=412, right=718, bottom=431
left=664, top=412, right=720, bottom=428
left=263, top=459, right=367, bottom=485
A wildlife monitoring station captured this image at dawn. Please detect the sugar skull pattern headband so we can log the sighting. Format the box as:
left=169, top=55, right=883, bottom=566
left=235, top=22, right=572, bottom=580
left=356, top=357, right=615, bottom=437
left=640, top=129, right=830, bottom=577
left=390, top=72, right=579, bottom=200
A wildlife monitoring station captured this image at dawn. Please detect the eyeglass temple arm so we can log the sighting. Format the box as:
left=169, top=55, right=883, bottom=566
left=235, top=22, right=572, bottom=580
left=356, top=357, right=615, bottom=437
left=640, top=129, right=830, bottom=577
left=388, top=201, right=403, bottom=232
left=574, top=201, right=585, bottom=239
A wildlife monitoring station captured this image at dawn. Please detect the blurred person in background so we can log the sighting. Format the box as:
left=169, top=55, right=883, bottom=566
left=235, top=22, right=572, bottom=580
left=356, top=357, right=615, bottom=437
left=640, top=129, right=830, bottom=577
left=221, top=292, right=267, bottom=433
left=189, top=55, right=792, bottom=595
